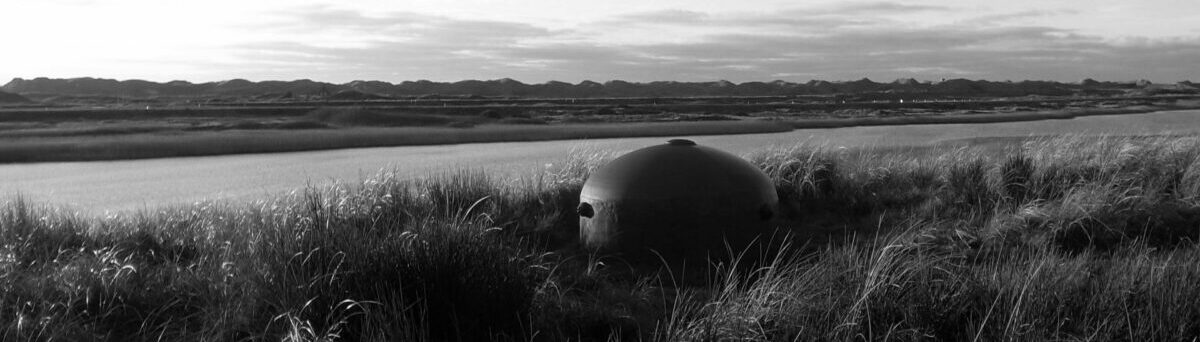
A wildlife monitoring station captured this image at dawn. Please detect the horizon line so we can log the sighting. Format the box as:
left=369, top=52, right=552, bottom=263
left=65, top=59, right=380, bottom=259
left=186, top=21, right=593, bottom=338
left=6, top=76, right=1188, bottom=86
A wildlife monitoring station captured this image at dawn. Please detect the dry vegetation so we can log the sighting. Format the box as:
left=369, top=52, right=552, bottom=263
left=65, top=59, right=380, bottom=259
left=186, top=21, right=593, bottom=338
left=0, top=121, right=790, bottom=163
left=3, top=135, right=1200, bottom=341
left=2, top=101, right=1197, bottom=163
left=0, top=106, right=794, bottom=163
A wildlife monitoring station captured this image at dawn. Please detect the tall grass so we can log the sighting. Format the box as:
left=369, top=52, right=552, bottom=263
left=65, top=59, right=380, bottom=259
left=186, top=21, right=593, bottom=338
left=3, top=134, right=1200, bottom=341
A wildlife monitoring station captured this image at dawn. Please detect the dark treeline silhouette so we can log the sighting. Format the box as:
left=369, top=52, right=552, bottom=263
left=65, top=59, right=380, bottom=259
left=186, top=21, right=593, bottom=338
left=4, top=77, right=1197, bottom=99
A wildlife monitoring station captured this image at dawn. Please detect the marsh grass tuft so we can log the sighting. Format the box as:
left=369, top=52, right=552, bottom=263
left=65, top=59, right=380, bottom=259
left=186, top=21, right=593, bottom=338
left=3, top=135, right=1200, bottom=340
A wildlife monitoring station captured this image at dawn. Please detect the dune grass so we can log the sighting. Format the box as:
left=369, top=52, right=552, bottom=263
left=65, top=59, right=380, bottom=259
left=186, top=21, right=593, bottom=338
left=3, top=135, right=1200, bottom=341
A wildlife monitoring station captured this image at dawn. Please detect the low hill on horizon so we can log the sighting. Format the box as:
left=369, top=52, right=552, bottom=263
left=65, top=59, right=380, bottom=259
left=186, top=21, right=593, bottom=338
left=0, top=89, right=30, bottom=103
left=4, top=76, right=1196, bottom=100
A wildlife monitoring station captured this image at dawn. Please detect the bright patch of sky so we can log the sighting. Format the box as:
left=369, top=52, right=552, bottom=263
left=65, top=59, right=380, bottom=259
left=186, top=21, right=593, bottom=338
left=1, top=0, right=1197, bottom=83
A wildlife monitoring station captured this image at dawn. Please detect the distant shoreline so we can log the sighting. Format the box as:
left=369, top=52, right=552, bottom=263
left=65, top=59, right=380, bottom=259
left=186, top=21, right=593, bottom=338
left=783, top=106, right=1190, bottom=129
left=0, top=106, right=1197, bottom=164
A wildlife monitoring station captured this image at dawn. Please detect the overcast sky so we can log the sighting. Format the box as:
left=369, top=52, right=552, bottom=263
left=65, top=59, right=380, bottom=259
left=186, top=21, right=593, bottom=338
left=2, top=0, right=1198, bottom=84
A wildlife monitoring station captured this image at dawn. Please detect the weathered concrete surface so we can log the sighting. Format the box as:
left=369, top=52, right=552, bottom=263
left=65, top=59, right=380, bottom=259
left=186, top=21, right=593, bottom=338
left=579, top=140, right=778, bottom=262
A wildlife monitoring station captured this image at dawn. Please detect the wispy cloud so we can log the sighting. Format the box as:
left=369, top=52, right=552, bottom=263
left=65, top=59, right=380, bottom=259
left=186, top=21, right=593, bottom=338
left=172, top=2, right=1200, bottom=82
left=965, top=9, right=1080, bottom=26
left=3, top=0, right=1198, bottom=83
left=609, top=9, right=711, bottom=24
left=806, top=1, right=952, bottom=15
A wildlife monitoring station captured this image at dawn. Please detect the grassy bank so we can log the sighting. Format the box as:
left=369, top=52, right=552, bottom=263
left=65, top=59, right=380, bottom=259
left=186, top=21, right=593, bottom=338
left=2, top=103, right=1198, bottom=163
left=0, top=121, right=791, bottom=163
left=4, top=135, right=1200, bottom=340
left=782, top=105, right=1182, bottom=128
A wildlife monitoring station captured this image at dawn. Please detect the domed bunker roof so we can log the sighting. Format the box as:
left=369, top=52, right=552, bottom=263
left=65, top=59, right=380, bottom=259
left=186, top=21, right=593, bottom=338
left=579, top=139, right=778, bottom=263
left=581, top=139, right=776, bottom=202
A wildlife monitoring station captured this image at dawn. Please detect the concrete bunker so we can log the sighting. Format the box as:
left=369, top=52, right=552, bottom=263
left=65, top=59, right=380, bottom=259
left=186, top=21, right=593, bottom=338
left=578, top=139, right=778, bottom=262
